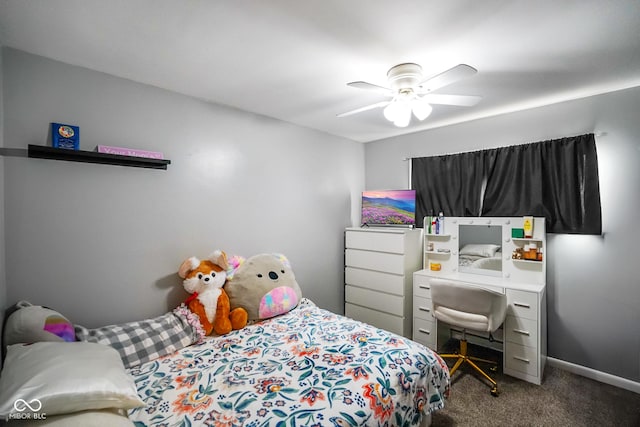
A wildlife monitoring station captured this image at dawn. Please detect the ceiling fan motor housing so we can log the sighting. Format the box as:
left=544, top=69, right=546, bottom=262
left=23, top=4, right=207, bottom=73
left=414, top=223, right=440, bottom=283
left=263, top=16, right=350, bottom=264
left=387, top=63, right=423, bottom=91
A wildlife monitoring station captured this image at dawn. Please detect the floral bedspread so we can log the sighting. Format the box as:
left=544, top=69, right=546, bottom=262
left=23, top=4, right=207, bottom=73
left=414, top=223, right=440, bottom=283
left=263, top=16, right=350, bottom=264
left=128, top=299, right=449, bottom=427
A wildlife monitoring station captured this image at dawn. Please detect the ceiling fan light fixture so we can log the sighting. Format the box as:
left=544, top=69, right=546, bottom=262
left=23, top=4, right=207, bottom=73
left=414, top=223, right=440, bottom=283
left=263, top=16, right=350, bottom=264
left=383, top=98, right=400, bottom=121
left=393, top=113, right=411, bottom=128
left=411, top=97, right=433, bottom=121
left=383, top=97, right=412, bottom=127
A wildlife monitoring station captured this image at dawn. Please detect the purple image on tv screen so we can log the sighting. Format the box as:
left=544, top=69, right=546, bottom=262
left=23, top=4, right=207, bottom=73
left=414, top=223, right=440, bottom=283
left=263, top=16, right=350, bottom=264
left=361, top=190, right=416, bottom=225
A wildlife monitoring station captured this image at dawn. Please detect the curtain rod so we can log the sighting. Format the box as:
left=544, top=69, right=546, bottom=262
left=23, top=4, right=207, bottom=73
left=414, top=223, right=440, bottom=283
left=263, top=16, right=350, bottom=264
left=401, top=132, right=605, bottom=162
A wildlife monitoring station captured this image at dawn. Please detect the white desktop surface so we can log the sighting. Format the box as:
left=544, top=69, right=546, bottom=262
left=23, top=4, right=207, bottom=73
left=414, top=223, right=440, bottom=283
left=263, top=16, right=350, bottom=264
left=414, top=269, right=545, bottom=294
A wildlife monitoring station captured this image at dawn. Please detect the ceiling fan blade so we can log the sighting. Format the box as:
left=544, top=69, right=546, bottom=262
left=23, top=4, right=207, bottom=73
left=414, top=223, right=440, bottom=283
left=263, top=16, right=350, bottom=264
left=418, top=64, right=477, bottom=93
left=347, top=81, right=393, bottom=95
left=422, top=94, right=481, bottom=106
left=337, top=101, right=390, bottom=117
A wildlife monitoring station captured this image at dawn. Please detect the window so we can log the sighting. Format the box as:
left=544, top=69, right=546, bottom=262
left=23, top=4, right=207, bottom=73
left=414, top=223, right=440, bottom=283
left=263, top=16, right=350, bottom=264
left=411, top=134, right=602, bottom=234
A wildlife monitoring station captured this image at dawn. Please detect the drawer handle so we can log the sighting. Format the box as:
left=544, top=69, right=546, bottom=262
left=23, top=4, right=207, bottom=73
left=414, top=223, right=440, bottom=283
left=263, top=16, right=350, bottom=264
left=418, top=328, right=431, bottom=335
left=514, top=302, right=531, bottom=308
left=512, top=329, right=530, bottom=336
left=419, top=285, right=431, bottom=290
left=512, top=356, right=530, bottom=363
left=419, top=306, right=431, bottom=312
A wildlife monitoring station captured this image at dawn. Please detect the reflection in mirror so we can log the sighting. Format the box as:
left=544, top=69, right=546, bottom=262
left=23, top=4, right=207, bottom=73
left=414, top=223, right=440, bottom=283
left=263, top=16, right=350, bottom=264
left=458, top=224, right=502, bottom=277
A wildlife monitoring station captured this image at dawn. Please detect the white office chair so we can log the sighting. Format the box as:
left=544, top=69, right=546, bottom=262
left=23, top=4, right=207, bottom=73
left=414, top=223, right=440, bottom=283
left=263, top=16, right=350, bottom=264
left=430, top=278, right=507, bottom=396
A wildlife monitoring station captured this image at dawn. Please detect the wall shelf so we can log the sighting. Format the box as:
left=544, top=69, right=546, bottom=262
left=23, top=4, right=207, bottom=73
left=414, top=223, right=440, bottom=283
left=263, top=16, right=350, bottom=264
left=513, top=259, right=543, bottom=265
left=423, top=233, right=453, bottom=269
left=425, top=250, right=451, bottom=256
left=27, top=145, right=171, bottom=170
left=513, top=238, right=543, bottom=243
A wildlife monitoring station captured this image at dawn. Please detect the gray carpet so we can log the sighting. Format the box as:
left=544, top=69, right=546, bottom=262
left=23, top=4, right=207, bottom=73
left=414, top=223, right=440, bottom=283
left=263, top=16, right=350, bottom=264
left=430, top=341, right=640, bottom=427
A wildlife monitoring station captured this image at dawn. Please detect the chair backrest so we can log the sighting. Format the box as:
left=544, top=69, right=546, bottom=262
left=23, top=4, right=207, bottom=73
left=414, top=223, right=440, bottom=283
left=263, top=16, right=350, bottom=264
left=430, top=278, right=507, bottom=333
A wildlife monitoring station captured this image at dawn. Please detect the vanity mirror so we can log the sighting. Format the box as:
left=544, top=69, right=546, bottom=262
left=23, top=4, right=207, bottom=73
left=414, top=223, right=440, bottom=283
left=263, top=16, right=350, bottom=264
left=457, top=224, right=503, bottom=277
left=421, top=216, right=546, bottom=281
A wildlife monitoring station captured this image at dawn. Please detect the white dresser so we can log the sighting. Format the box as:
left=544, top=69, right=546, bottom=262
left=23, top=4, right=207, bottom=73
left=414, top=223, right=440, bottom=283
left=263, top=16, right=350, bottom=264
left=344, top=227, right=423, bottom=338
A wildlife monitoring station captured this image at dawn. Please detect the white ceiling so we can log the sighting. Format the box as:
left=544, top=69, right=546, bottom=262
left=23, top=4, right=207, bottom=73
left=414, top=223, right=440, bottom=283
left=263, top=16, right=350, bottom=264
left=1, top=0, right=639, bottom=143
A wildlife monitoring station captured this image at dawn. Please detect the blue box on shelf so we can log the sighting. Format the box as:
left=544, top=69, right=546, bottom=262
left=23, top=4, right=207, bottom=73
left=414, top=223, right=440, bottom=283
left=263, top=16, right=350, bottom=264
left=51, top=123, right=79, bottom=150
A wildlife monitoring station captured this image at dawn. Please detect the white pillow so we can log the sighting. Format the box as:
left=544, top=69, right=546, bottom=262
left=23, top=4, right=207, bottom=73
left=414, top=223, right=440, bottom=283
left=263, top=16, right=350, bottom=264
left=0, top=342, right=145, bottom=418
left=459, top=243, right=501, bottom=258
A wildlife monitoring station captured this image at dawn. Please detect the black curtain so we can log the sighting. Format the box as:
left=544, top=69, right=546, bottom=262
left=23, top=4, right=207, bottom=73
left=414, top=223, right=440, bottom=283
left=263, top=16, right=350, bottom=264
left=411, top=150, right=486, bottom=227
left=480, top=144, right=545, bottom=217
left=411, top=133, right=602, bottom=234
left=482, top=134, right=601, bottom=234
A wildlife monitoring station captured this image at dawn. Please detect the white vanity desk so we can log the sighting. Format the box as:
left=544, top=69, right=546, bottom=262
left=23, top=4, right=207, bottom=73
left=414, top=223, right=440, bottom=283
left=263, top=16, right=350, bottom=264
left=413, top=216, right=547, bottom=385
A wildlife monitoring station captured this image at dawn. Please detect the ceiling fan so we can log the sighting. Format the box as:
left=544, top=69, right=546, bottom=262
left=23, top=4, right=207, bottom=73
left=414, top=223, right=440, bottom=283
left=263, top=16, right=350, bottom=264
left=338, top=63, right=481, bottom=127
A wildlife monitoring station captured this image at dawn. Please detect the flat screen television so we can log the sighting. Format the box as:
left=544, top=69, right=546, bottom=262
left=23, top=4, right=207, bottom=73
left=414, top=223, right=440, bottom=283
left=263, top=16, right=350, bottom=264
left=361, top=189, right=416, bottom=227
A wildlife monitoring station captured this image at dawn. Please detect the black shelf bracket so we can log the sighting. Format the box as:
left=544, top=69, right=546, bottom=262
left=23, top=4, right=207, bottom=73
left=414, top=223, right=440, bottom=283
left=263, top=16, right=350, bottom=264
left=27, top=145, right=171, bottom=170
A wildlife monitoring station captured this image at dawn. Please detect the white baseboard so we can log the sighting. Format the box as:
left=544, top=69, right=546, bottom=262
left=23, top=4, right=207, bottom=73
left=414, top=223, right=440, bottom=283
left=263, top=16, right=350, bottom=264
left=547, top=357, right=640, bottom=394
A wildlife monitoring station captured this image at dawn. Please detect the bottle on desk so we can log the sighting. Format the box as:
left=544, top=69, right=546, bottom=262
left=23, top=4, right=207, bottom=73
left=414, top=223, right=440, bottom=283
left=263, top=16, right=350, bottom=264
left=426, top=210, right=434, bottom=234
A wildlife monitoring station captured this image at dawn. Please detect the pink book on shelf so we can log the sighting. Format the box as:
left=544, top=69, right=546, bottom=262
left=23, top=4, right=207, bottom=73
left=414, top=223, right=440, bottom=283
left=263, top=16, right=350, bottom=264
left=97, top=145, right=164, bottom=159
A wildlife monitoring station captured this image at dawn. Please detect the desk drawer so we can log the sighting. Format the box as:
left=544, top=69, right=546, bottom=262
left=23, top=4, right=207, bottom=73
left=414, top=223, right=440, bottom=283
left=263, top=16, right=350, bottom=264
left=345, top=285, right=404, bottom=316
left=413, top=275, right=432, bottom=298
left=345, top=303, right=403, bottom=335
left=345, top=249, right=405, bottom=275
left=505, top=315, right=538, bottom=348
left=345, top=267, right=404, bottom=296
left=413, top=296, right=434, bottom=321
left=345, top=230, right=406, bottom=254
left=413, top=317, right=436, bottom=349
left=507, top=289, right=538, bottom=321
left=505, top=341, right=538, bottom=377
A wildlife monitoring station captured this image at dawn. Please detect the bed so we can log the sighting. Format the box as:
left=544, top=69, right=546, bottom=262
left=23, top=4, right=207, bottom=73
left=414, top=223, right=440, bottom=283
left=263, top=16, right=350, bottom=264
left=0, top=299, right=449, bottom=426
left=127, top=299, right=450, bottom=427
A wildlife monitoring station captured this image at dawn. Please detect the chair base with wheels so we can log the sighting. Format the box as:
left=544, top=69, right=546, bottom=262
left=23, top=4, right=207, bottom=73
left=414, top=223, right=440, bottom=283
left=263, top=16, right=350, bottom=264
left=439, top=333, right=501, bottom=396
left=429, top=278, right=507, bottom=397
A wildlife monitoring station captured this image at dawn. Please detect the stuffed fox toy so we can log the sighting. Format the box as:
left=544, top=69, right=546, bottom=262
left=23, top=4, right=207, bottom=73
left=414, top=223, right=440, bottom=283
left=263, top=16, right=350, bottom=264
left=178, top=250, right=248, bottom=335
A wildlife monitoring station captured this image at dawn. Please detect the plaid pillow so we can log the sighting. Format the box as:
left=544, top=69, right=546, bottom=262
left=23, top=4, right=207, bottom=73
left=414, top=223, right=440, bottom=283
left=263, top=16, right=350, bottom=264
left=74, top=305, right=204, bottom=369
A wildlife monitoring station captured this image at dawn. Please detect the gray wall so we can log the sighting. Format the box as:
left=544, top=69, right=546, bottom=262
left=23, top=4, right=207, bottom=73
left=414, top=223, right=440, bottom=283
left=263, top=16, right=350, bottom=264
left=2, top=48, right=364, bottom=327
left=365, top=86, right=640, bottom=383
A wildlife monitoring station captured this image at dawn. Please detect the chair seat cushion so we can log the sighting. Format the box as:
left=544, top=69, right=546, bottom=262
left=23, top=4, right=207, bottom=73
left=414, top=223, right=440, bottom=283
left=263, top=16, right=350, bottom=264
left=434, top=306, right=490, bottom=331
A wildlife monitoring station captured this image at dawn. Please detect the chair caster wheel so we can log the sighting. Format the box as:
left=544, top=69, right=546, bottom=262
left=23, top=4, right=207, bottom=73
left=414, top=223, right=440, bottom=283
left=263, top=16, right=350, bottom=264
left=490, top=387, right=499, bottom=397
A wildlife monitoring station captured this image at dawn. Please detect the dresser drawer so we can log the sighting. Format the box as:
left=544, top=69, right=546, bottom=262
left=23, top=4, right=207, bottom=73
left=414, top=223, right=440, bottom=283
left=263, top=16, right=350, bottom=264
left=345, top=285, right=404, bottom=316
left=413, top=275, right=432, bottom=298
left=413, top=296, right=434, bottom=321
left=505, top=341, right=538, bottom=377
left=507, top=289, right=538, bottom=321
left=345, top=249, right=405, bottom=274
left=345, top=230, right=406, bottom=254
left=345, top=303, right=403, bottom=336
left=505, top=315, right=538, bottom=348
left=413, top=317, right=436, bottom=349
left=345, top=267, right=404, bottom=296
